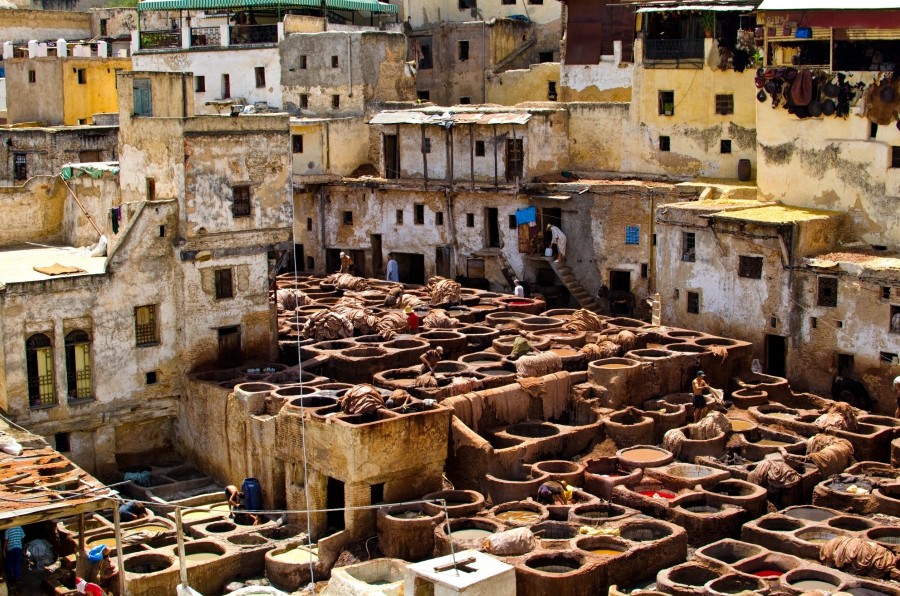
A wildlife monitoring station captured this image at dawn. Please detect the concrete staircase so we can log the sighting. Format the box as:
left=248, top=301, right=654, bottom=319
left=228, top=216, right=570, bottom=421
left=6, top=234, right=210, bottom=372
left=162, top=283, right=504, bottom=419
left=549, top=260, right=601, bottom=312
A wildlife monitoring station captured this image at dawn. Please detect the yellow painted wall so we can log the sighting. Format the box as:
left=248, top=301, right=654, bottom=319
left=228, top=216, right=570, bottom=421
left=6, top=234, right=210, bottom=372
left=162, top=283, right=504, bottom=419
left=62, top=58, right=132, bottom=126
left=487, top=62, right=561, bottom=104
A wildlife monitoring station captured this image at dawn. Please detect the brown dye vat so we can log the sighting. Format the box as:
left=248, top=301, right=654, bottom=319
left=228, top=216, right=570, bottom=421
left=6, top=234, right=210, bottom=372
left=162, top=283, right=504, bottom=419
left=623, top=448, right=666, bottom=461
left=599, top=363, right=631, bottom=369
left=729, top=419, right=755, bottom=432
left=496, top=510, right=541, bottom=524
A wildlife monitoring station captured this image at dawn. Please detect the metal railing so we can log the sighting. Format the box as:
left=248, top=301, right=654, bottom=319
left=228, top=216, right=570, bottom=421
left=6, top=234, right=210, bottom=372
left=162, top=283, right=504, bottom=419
left=644, top=38, right=704, bottom=68
left=190, top=26, right=221, bottom=47
left=229, top=24, right=278, bottom=46
left=139, top=29, right=181, bottom=50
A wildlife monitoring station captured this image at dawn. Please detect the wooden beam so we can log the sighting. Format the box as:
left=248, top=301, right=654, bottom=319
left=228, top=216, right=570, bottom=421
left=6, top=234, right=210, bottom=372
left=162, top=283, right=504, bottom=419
left=113, top=504, right=126, bottom=596
left=176, top=508, right=189, bottom=589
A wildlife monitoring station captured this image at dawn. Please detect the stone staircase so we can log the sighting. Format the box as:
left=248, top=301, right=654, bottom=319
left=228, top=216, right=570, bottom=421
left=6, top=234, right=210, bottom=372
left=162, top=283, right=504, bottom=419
left=549, top=260, right=602, bottom=312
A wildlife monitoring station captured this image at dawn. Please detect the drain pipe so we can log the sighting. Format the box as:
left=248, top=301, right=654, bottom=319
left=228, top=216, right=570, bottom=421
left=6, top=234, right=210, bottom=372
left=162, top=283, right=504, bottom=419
left=319, top=186, right=327, bottom=273
left=446, top=188, right=457, bottom=261
left=346, top=32, right=353, bottom=97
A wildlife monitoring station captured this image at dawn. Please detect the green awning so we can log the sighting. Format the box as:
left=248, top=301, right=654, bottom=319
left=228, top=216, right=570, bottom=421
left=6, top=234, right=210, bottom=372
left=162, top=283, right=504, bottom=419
left=138, top=0, right=398, bottom=12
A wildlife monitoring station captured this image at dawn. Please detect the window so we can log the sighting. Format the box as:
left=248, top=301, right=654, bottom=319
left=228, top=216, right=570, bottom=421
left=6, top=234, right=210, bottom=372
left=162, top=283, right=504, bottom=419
left=817, top=276, right=838, bottom=307
left=529, top=0, right=543, bottom=3
left=331, top=55, right=339, bottom=68
left=292, top=135, right=304, bottom=153
left=466, top=213, right=475, bottom=227
left=214, top=268, right=233, bottom=299
left=475, top=140, right=485, bottom=156
left=681, top=232, right=696, bottom=262
left=133, top=77, right=152, bottom=116
left=146, top=371, right=157, bottom=384
left=871, top=122, right=879, bottom=139
left=882, top=351, right=899, bottom=364
left=810, top=316, right=818, bottom=329
left=505, top=138, right=524, bottom=182
left=659, top=90, right=674, bottom=115
left=460, top=97, right=471, bottom=104
left=222, top=74, right=230, bottom=99
left=300, top=55, right=307, bottom=69
left=625, top=225, right=640, bottom=245
left=13, top=153, right=26, bottom=181
left=508, top=214, right=517, bottom=229
left=770, top=316, right=778, bottom=328
left=720, top=140, right=732, bottom=154
left=424, top=138, right=431, bottom=153
left=687, top=291, right=700, bottom=314
left=459, top=40, right=469, bottom=61
left=715, top=94, right=734, bottom=115
left=883, top=287, right=892, bottom=299
left=26, top=334, right=55, bottom=408
left=891, top=304, right=900, bottom=333
left=300, top=94, right=309, bottom=109
left=538, top=52, right=553, bottom=63
left=837, top=320, right=844, bottom=328
left=77, top=69, right=87, bottom=84
left=192, top=76, right=205, bottom=93
left=502, top=0, right=515, bottom=4
left=414, top=203, right=425, bottom=225
left=231, top=185, right=251, bottom=218
left=459, top=0, right=475, bottom=8
left=55, top=433, right=70, bottom=452
left=342, top=210, right=353, bottom=225
left=99, top=19, right=108, bottom=35
left=548, top=81, right=557, bottom=101
left=332, top=94, right=340, bottom=109
left=418, top=40, right=433, bottom=69
left=135, top=305, right=159, bottom=346
left=738, top=255, right=763, bottom=279
left=417, top=90, right=430, bottom=101
left=146, top=178, right=156, bottom=201
left=306, top=256, right=315, bottom=270
left=65, top=330, right=92, bottom=400
left=28, top=70, right=35, bottom=83
left=306, top=217, right=312, bottom=231
left=159, top=225, right=166, bottom=237
left=659, top=136, right=670, bottom=152
left=892, top=146, right=900, bottom=168
left=436, top=211, right=444, bottom=226
left=396, top=209, right=403, bottom=225
left=641, top=263, right=648, bottom=278
left=254, top=66, right=266, bottom=88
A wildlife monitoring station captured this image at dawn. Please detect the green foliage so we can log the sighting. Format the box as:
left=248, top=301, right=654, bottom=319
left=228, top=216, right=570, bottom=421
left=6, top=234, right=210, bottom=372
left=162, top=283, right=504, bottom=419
left=106, top=0, right=139, bottom=8
left=700, top=11, right=715, bottom=33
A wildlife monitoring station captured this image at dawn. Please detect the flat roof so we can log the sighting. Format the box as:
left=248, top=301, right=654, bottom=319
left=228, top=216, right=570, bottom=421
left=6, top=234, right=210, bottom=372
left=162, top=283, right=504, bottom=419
left=0, top=244, right=107, bottom=286
left=708, top=204, right=840, bottom=223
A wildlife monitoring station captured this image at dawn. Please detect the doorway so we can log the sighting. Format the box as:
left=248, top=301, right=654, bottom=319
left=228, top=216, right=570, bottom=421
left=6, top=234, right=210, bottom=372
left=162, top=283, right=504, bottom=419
left=371, top=234, right=383, bottom=278
left=395, top=252, right=425, bottom=284
left=326, top=477, right=345, bottom=531
left=351, top=249, right=366, bottom=277
left=836, top=353, right=854, bottom=377
left=384, top=134, right=399, bottom=179
left=765, top=334, right=786, bottom=378
left=486, top=207, right=500, bottom=248
left=435, top=245, right=452, bottom=278
left=609, top=270, right=633, bottom=316
left=610, top=270, right=631, bottom=292
left=294, top=244, right=305, bottom=272
left=218, top=326, right=242, bottom=367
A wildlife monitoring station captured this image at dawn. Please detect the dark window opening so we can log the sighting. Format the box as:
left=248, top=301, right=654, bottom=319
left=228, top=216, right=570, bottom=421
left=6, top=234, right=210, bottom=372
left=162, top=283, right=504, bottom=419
left=538, top=51, right=553, bottom=63
left=195, top=75, right=205, bottom=92
left=99, top=19, right=108, bottom=35
left=146, top=371, right=158, bottom=384
left=396, top=210, right=404, bottom=225
left=475, top=140, right=485, bottom=156
left=332, top=94, right=340, bottom=109
left=222, top=74, right=230, bottom=99
left=384, top=134, right=400, bottom=179
left=882, top=286, right=892, bottom=299
left=548, top=81, right=557, bottom=101
left=77, top=69, right=87, bottom=84
left=459, top=0, right=476, bottom=8
left=505, top=138, right=523, bottom=182
left=342, top=211, right=353, bottom=225
left=720, top=139, right=732, bottom=154
left=159, top=225, right=166, bottom=237
left=715, top=94, right=734, bottom=115
left=891, top=304, right=900, bottom=333
left=486, top=207, right=500, bottom=248
left=13, top=153, right=26, bottom=181
left=417, top=90, right=430, bottom=101
left=871, top=122, right=879, bottom=138
left=660, top=136, right=670, bottom=152
left=300, top=55, right=307, bottom=69
left=681, top=232, right=696, bottom=262
left=55, top=432, right=70, bottom=452
left=641, top=263, right=649, bottom=278
left=414, top=204, right=425, bottom=225
left=326, top=477, right=345, bottom=531
left=466, top=213, right=475, bottom=227
left=306, top=218, right=313, bottom=231
left=217, top=326, right=241, bottom=367
left=817, top=276, right=838, bottom=307
left=146, top=178, right=156, bottom=201
left=659, top=90, right=675, bottom=115
left=738, top=255, right=763, bottom=279
left=331, top=55, right=339, bottom=68
left=436, top=211, right=444, bottom=226
left=300, top=94, right=309, bottom=109
left=418, top=42, right=433, bottom=69
left=508, top=214, right=517, bottom=229
left=687, top=291, right=700, bottom=314
left=837, top=320, right=844, bottom=328
left=459, top=96, right=471, bottom=104
left=892, top=147, right=900, bottom=168
left=214, top=268, right=234, bottom=299
left=28, top=70, right=36, bottom=83
left=882, top=351, right=899, bottom=364
left=810, top=316, right=818, bottom=329
left=371, top=482, right=384, bottom=505
left=458, top=40, right=469, bottom=61
left=770, top=316, right=778, bottom=328
left=232, top=185, right=251, bottom=218
left=306, top=256, right=315, bottom=270
left=292, top=135, right=304, bottom=153
left=424, top=138, right=431, bottom=153
left=254, top=66, right=266, bottom=88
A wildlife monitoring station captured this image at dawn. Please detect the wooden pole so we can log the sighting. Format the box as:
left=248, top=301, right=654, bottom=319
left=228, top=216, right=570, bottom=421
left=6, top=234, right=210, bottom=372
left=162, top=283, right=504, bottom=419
left=176, top=508, right=189, bottom=589
left=76, top=513, right=85, bottom=578
left=112, top=506, right=125, bottom=596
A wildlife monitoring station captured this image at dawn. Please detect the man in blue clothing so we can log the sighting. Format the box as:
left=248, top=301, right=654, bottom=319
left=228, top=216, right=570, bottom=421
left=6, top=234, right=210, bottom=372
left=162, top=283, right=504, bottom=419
left=386, top=254, right=399, bottom=282
left=4, top=525, right=24, bottom=582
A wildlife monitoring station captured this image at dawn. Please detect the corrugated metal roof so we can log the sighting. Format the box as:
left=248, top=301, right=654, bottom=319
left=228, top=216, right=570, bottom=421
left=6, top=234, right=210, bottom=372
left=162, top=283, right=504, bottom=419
left=637, top=4, right=755, bottom=13
left=138, top=0, right=398, bottom=13
left=758, top=0, right=900, bottom=9
left=369, top=111, right=532, bottom=126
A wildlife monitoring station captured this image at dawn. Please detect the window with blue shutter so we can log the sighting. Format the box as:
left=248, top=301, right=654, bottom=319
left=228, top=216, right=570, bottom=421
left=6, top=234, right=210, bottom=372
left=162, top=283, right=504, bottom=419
left=625, top=225, right=640, bottom=245
left=133, top=78, right=152, bottom=117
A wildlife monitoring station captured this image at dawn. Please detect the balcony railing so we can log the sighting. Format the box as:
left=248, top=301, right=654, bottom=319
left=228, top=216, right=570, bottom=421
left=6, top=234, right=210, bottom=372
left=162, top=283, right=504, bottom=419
left=139, top=30, right=181, bottom=50
left=190, top=26, right=221, bottom=48
left=643, top=38, right=704, bottom=68
left=229, top=24, right=278, bottom=46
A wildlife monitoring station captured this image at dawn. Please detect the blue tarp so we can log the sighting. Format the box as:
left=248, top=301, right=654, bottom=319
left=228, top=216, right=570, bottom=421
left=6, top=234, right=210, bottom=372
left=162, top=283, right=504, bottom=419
left=515, top=206, right=536, bottom=226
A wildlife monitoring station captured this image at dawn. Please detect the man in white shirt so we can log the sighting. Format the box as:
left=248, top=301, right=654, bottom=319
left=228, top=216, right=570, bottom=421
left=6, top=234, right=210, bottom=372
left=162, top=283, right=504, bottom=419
left=513, top=279, right=525, bottom=298
left=546, top=224, right=567, bottom=263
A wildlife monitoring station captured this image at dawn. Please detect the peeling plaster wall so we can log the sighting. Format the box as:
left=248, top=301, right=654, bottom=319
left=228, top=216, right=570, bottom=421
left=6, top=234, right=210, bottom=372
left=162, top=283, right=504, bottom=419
left=560, top=41, right=633, bottom=103
left=62, top=173, right=119, bottom=247
left=280, top=31, right=414, bottom=117
left=326, top=117, right=371, bottom=175
left=0, top=10, right=91, bottom=44
left=132, top=47, right=281, bottom=115
left=756, top=88, right=900, bottom=250
left=487, top=62, right=560, bottom=104
left=0, top=126, right=119, bottom=186
left=0, top=201, right=181, bottom=476
left=0, top=176, right=64, bottom=246
left=566, top=102, right=631, bottom=174
left=626, top=38, right=757, bottom=179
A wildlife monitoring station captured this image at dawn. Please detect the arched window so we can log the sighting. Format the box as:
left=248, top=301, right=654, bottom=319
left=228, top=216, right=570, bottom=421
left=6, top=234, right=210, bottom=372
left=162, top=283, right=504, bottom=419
left=26, top=334, right=55, bottom=407
left=65, top=330, right=93, bottom=401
